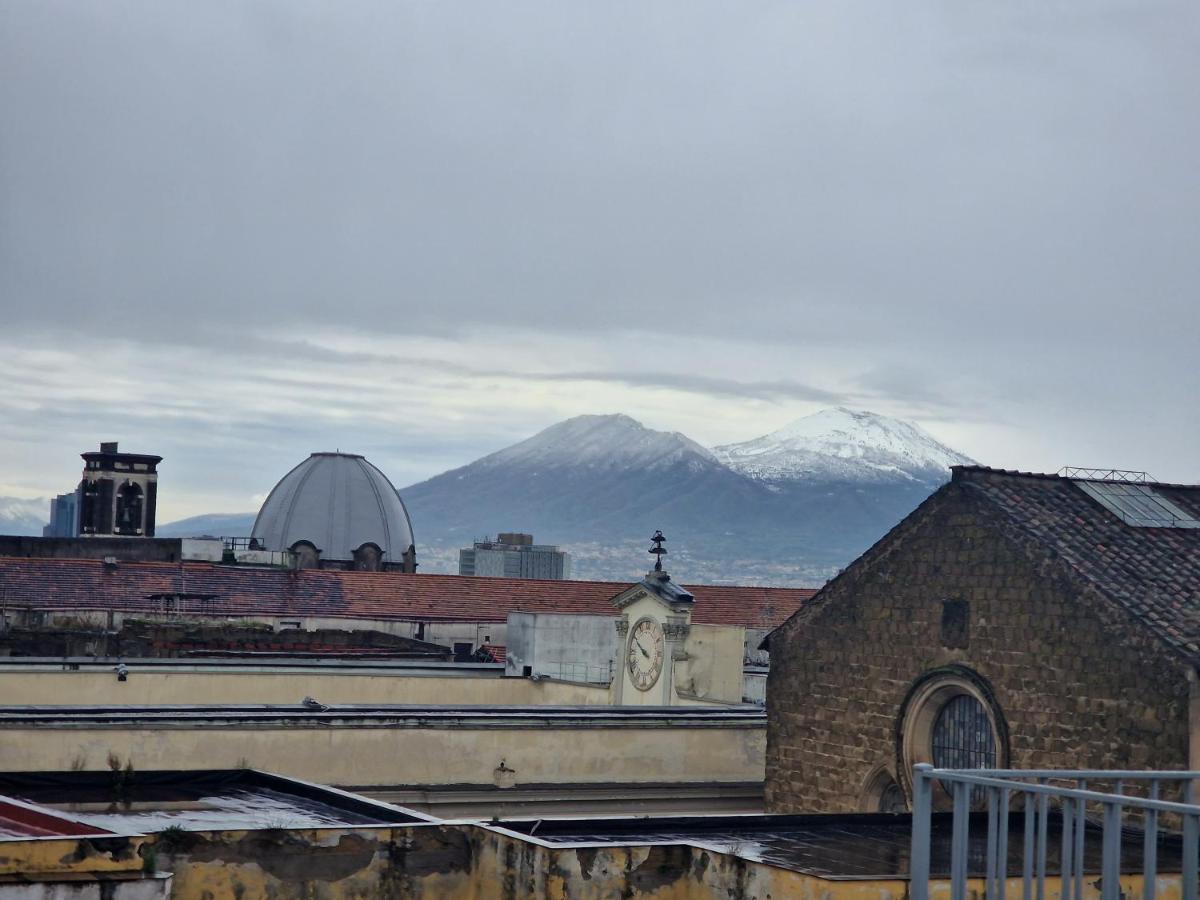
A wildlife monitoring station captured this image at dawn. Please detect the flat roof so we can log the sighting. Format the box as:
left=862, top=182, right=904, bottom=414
left=0, top=770, right=432, bottom=833
left=488, top=812, right=1186, bottom=880
left=0, top=656, right=503, bottom=676
left=0, top=704, right=765, bottom=730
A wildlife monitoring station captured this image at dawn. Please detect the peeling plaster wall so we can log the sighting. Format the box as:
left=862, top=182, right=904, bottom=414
left=0, top=723, right=765, bottom=787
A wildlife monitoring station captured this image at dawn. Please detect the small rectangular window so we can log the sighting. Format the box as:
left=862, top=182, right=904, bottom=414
left=941, top=599, right=969, bottom=649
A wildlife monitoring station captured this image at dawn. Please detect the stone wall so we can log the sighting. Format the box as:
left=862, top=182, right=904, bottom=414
left=765, top=482, right=1192, bottom=813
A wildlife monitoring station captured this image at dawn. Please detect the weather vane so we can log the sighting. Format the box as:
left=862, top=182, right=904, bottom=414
left=649, top=530, right=667, bottom=572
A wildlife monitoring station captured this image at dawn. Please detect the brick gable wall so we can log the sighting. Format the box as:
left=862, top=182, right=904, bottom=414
left=765, top=483, right=1191, bottom=813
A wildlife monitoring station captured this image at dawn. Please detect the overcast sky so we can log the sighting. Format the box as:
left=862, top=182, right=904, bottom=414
left=2, top=1, right=1198, bottom=520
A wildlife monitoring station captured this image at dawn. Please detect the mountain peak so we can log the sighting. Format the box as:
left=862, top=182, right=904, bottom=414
left=713, top=407, right=974, bottom=486
left=480, top=414, right=717, bottom=472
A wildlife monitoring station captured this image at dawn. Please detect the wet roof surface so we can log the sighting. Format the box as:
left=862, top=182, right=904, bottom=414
left=495, top=812, right=1185, bottom=880
left=0, top=770, right=428, bottom=833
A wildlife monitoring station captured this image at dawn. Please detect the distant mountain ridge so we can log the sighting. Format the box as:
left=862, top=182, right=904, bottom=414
left=5, top=409, right=976, bottom=585
left=400, top=409, right=975, bottom=583
left=0, top=496, right=49, bottom=536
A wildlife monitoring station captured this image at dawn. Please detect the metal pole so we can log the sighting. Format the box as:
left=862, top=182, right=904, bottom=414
left=952, top=780, right=970, bottom=900
left=1075, top=782, right=1087, bottom=900
left=910, top=764, right=933, bottom=900
left=1023, top=791, right=1035, bottom=900
left=1061, top=796, right=1074, bottom=900
left=997, top=788, right=1010, bottom=899
left=1037, top=783, right=1048, bottom=900
left=1101, top=800, right=1121, bottom=900
left=1183, top=812, right=1198, bottom=900
left=1144, top=780, right=1158, bottom=900
left=987, top=787, right=999, bottom=900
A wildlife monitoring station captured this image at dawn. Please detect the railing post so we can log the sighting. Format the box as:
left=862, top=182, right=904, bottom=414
left=910, top=763, right=933, bottom=900
left=1144, top=779, right=1158, bottom=900
left=1023, top=790, right=1035, bottom=900
left=996, top=788, right=1010, bottom=899
left=1183, top=812, right=1198, bottom=900
left=1036, top=781, right=1048, bottom=900
left=1101, top=799, right=1121, bottom=900
left=952, top=780, right=970, bottom=900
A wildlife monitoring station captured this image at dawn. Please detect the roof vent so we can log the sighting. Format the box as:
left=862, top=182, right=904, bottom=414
left=1059, top=467, right=1152, bottom=483
left=102, top=556, right=119, bottom=568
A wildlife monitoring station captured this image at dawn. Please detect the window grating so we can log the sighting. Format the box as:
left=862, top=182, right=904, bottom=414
left=932, top=694, right=995, bottom=771
left=1075, top=481, right=1200, bottom=529
left=932, top=694, right=996, bottom=808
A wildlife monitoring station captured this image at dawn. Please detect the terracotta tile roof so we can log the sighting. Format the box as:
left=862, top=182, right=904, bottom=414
left=0, top=558, right=816, bottom=630
left=954, top=465, right=1200, bottom=661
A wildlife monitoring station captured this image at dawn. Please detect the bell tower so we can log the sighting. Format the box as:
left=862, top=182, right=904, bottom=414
left=78, top=442, right=163, bottom=537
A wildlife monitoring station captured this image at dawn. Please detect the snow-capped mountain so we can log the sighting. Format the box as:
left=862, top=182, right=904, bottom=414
left=22, top=410, right=976, bottom=584
left=403, top=414, right=761, bottom=548
left=713, top=407, right=974, bottom=487
left=478, top=414, right=720, bottom=474
left=399, top=409, right=976, bottom=582
left=0, top=496, right=49, bottom=536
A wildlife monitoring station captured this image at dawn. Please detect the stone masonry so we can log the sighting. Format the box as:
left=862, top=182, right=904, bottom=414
left=765, top=479, right=1192, bottom=813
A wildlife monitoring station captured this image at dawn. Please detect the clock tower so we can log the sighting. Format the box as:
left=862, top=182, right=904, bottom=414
left=611, top=531, right=695, bottom=705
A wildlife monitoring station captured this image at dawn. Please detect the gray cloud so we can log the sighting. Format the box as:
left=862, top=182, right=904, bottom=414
left=2, top=0, right=1199, bottom=506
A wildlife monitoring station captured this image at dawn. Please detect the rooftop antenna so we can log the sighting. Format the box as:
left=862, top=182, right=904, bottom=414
left=649, top=530, right=667, bottom=572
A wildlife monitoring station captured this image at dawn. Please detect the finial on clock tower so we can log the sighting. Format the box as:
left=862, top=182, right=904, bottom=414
left=649, top=530, right=667, bottom=573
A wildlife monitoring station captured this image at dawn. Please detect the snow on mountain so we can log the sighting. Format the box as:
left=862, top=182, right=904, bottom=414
left=0, top=496, right=49, bottom=536
left=712, top=407, right=975, bottom=486
left=478, top=414, right=720, bottom=474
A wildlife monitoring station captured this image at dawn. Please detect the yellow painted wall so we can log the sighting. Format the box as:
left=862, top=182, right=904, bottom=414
left=0, top=722, right=765, bottom=787
left=0, top=668, right=611, bottom=707
left=147, top=823, right=1189, bottom=899
left=676, top=624, right=745, bottom=704
left=0, top=834, right=149, bottom=878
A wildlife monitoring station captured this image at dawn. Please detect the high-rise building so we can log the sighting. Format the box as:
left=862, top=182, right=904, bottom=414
left=458, top=533, right=571, bottom=580
left=42, top=491, right=80, bottom=537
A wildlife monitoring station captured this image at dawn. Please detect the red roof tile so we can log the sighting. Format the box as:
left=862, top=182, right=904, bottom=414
left=0, top=558, right=816, bottom=630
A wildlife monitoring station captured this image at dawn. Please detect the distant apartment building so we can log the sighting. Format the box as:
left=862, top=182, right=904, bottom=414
left=42, top=491, right=80, bottom=537
left=458, top=533, right=571, bottom=580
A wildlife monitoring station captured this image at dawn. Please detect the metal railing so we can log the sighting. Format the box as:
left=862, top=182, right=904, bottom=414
left=1059, top=467, right=1153, bottom=483
left=910, top=765, right=1200, bottom=900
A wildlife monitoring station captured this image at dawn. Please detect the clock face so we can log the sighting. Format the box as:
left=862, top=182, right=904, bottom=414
left=627, top=617, right=665, bottom=692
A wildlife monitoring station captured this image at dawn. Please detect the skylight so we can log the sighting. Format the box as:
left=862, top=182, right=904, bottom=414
left=1075, top=480, right=1200, bottom=529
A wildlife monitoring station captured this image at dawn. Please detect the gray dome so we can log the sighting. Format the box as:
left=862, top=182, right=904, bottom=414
left=252, top=452, right=415, bottom=561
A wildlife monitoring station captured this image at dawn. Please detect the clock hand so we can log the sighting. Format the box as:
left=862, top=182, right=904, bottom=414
left=634, top=638, right=650, bottom=659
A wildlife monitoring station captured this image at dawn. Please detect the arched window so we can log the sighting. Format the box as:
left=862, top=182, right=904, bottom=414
left=898, top=666, right=1007, bottom=809
left=352, top=542, right=383, bottom=571
left=860, top=766, right=908, bottom=813
left=115, top=482, right=144, bottom=535
left=290, top=541, right=321, bottom=569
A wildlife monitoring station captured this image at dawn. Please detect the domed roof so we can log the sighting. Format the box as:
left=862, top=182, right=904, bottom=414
left=252, top=453, right=415, bottom=561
